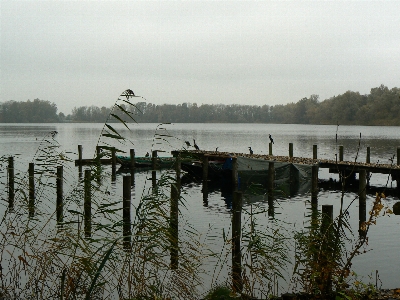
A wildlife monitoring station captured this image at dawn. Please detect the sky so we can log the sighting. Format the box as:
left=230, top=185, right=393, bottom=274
left=1, top=1, right=399, bottom=115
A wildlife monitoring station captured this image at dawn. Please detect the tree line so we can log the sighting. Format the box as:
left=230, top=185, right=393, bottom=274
left=1, top=85, right=399, bottom=125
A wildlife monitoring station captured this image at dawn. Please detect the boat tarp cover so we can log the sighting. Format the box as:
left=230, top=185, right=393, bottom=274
left=236, top=156, right=313, bottom=196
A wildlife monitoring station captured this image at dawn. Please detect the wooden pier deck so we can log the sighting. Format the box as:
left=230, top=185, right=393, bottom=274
left=171, top=149, right=400, bottom=179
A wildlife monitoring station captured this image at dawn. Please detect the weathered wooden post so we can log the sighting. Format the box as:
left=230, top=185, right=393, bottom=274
left=84, top=169, right=91, bottom=238
left=202, top=155, right=209, bottom=206
left=366, top=147, right=371, bottom=186
left=130, top=149, right=135, bottom=169
left=96, top=146, right=101, bottom=158
left=268, top=162, right=275, bottom=218
left=311, top=165, right=319, bottom=225
left=397, top=147, right=400, bottom=166
left=232, top=157, right=238, bottom=191
left=8, top=157, right=14, bottom=209
left=313, top=145, right=318, bottom=160
left=269, top=142, right=273, bottom=156
left=170, top=183, right=179, bottom=269
left=129, top=149, right=136, bottom=186
left=175, top=154, right=181, bottom=191
left=359, top=169, right=367, bottom=236
left=78, top=145, right=83, bottom=164
left=56, top=166, right=63, bottom=224
left=289, top=143, right=293, bottom=158
left=152, top=150, right=157, bottom=188
left=111, top=147, right=116, bottom=182
left=339, top=145, right=344, bottom=162
left=321, top=204, right=333, bottom=294
left=29, top=163, right=35, bottom=217
left=123, top=176, right=131, bottom=249
left=232, top=191, right=243, bottom=293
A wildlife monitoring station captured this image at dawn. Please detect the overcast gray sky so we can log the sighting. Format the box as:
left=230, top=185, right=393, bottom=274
left=1, top=1, right=399, bottom=114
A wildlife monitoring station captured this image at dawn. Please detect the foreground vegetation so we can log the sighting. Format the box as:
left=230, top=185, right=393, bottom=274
left=0, top=90, right=395, bottom=299
left=1, top=85, right=399, bottom=125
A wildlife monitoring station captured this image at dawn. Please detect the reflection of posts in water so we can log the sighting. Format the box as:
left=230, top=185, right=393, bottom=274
left=232, top=157, right=238, bottom=191
left=311, top=165, right=319, bottom=224
left=170, top=183, right=179, bottom=269
left=29, top=163, right=35, bottom=218
left=232, top=191, right=243, bottom=293
left=123, top=176, right=132, bottom=250
left=56, top=166, right=63, bottom=225
left=84, top=169, right=92, bottom=238
left=8, top=157, right=14, bottom=209
left=359, top=170, right=367, bottom=237
left=111, top=147, right=116, bottom=182
left=268, top=162, right=275, bottom=217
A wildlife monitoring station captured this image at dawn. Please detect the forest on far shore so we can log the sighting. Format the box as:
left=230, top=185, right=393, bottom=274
left=1, top=84, right=399, bottom=126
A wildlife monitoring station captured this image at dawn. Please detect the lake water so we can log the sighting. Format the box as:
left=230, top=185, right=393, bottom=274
left=0, top=123, right=399, bottom=296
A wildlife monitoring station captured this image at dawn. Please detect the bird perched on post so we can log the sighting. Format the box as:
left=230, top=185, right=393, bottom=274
left=185, top=140, right=191, bottom=147
left=145, top=152, right=150, bottom=157
left=269, top=134, right=274, bottom=144
left=193, top=139, right=200, bottom=150
left=248, top=147, right=253, bottom=155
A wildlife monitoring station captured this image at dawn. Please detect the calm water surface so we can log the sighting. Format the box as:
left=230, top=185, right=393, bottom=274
left=1, top=123, right=399, bottom=293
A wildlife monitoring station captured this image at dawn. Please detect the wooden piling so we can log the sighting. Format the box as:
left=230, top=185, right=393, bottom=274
left=152, top=150, right=157, bottom=188
left=269, top=142, right=273, bottom=156
left=268, top=162, right=275, bottom=217
left=366, top=147, right=370, bottom=186
left=84, top=169, right=91, bottom=237
left=29, top=163, right=35, bottom=217
left=170, top=183, right=179, bottom=269
left=56, top=166, right=63, bottom=224
left=311, top=165, right=319, bottom=225
left=232, top=191, right=243, bottom=293
left=130, top=149, right=135, bottom=169
left=321, top=204, right=333, bottom=295
left=78, top=145, right=83, bottom=164
left=8, top=157, right=14, bottom=209
left=175, top=154, right=181, bottom=191
left=202, top=155, right=209, bottom=182
left=111, top=147, right=116, bottom=181
left=123, top=176, right=131, bottom=248
left=339, top=145, right=344, bottom=162
left=313, top=145, right=318, bottom=160
left=96, top=146, right=101, bottom=158
left=359, top=169, right=367, bottom=236
left=289, top=143, right=293, bottom=158
left=232, top=157, right=238, bottom=191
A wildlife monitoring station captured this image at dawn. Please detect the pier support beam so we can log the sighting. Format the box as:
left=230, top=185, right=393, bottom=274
left=170, top=183, right=179, bottom=269
left=56, top=166, right=63, bottom=225
left=84, top=169, right=92, bottom=238
left=232, top=191, right=243, bottom=293
left=269, top=142, right=273, bottom=156
left=268, top=162, right=275, bottom=218
left=29, top=163, right=35, bottom=217
left=289, top=143, right=294, bottom=159
left=313, top=145, right=317, bottom=160
left=8, top=157, right=14, bottom=209
left=152, top=150, right=157, bottom=188
left=123, top=176, right=132, bottom=250
left=359, top=169, right=367, bottom=236
left=232, top=157, right=238, bottom=191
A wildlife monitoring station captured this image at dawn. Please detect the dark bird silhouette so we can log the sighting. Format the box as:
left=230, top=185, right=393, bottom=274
left=145, top=152, right=150, bottom=157
left=185, top=140, right=191, bottom=147
left=215, top=147, right=219, bottom=152
left=269, top=134, right=274, bottom=144
left=193, top=139, right=200, bottom=150
left=248, top=147, right=253, bottom=155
